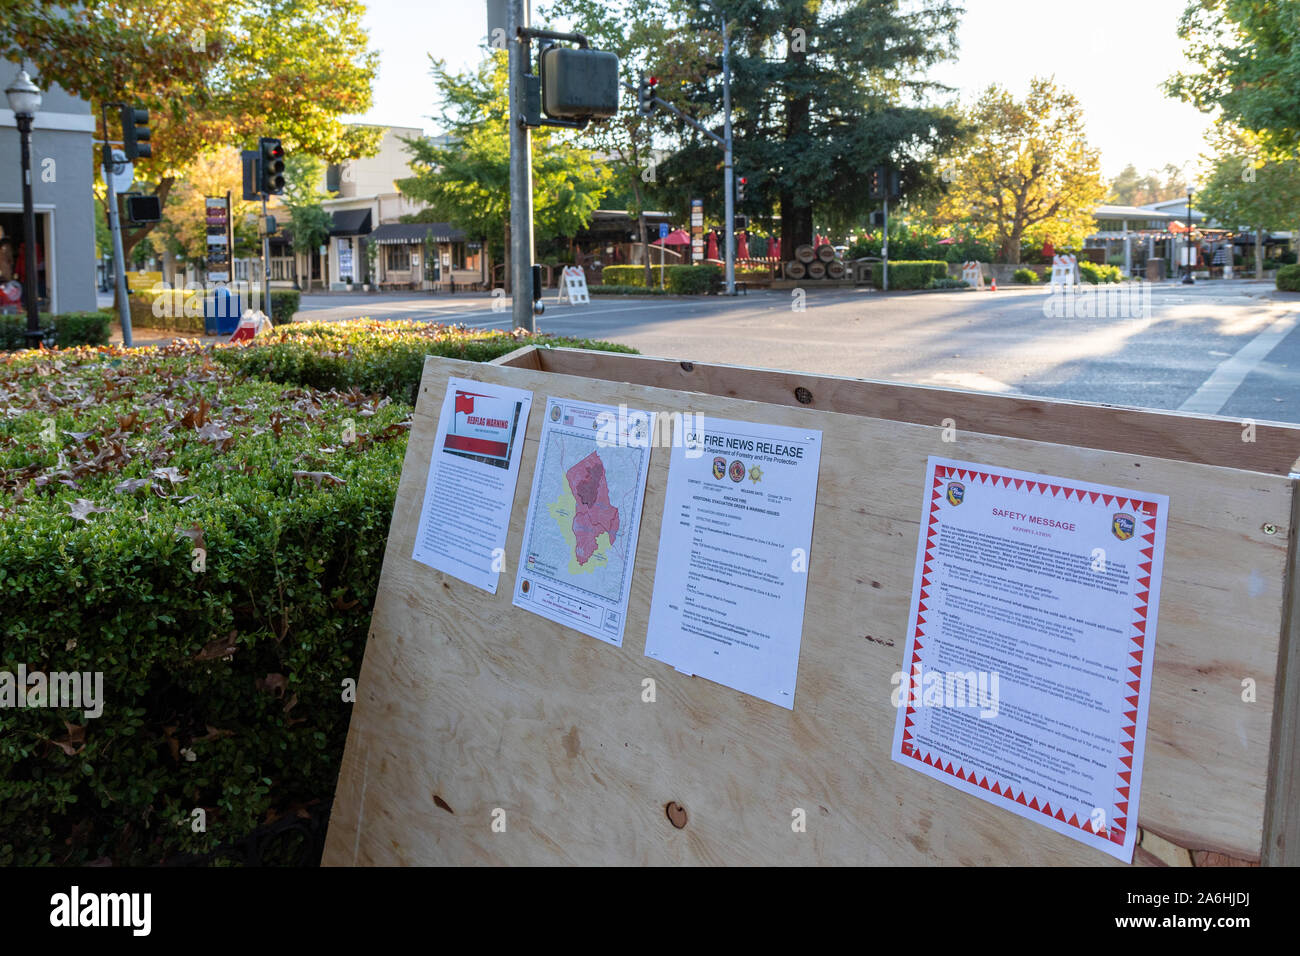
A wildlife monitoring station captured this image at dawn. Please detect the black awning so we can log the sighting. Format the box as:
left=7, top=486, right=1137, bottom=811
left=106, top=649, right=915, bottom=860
left=330, top=208, right=372, bottom=236
left=369, top=222, right=466, bottom=245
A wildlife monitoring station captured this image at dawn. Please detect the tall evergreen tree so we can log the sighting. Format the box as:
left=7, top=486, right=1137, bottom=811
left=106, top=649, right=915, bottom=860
left=652, top=0, right=963, bottom=260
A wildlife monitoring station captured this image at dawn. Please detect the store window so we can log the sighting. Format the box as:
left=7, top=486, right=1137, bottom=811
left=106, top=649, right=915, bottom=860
left=386, top=245, right=410, bottom=272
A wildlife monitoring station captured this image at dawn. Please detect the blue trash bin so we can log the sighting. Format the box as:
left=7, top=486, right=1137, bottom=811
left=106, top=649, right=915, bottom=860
left=204, top=285, right=241, bottom=336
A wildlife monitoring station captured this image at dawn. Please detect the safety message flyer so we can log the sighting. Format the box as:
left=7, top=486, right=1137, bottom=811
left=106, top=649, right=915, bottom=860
left=645, top=416, right=823, bottom=709
left=411, top=378, right=532, bottom=593
left=513, top=398, right=655, bottom=646
left=891, top=456, right=1169, bottom=862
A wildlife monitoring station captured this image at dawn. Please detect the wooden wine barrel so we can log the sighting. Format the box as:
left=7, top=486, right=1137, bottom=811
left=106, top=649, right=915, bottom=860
left=816, top=243, right=836, bottom=262
left=807, top=261, right=827, bottom=279
left=784, top=260, right=806, bottom=279
left=826, top=260, right=846, bottom=279
left=795, top=244, right=816, bottom=263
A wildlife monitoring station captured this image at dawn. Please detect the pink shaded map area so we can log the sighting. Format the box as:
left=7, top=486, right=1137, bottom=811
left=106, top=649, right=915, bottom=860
left=567, top=451, right=620, bottom=565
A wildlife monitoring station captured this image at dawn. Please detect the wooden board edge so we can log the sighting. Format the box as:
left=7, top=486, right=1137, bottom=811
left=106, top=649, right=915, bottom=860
left=1262, top=476, right=1300, bottom=865
left=532, top=348, right=1300, bottom=476
left=490, top=344, right=543, bottom=369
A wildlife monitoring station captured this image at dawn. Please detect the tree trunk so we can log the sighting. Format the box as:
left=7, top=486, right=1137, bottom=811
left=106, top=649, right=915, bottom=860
left=1001, top=233, right=1022, bottom=265
left=781, top=18, right=812, bottom=263
left=1256, top=228, right=1265, bottom=278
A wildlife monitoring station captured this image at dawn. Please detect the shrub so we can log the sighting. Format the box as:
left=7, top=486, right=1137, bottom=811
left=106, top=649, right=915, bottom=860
left=589, top=285, right=669, bottom=295
left=269, top=289, right=300, bottom=326
left=928, top=277, right=968, bottom=289
left=1012, top=268, right=1040, bottom=285
left=871, top=260, right=948, bottom=290
left=1, top=311, right=113, bottom=350
left=211, top=321, right=638, bottom=405
left=1078, top=261, right=1122, bottom=284
left=1276, top=264, right=1300, bottom=291
left=0, top=343, right=411, bottom=865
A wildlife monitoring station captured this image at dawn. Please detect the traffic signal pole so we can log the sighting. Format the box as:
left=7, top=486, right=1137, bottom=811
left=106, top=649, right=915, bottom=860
left=508, top=0, right=536, bottom=332
left=262, top=195, right=272, bottom=318
left=722, top=18, right=735, bottom=297
left=100, top=104, right=133, bottom=348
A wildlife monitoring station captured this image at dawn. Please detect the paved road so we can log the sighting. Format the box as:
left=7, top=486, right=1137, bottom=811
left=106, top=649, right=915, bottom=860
left=296, top=280, right=1300, bottom=426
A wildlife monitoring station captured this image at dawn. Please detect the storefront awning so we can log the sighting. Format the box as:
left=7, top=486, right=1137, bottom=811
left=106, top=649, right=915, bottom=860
left=330, top=208, right=372, bottom=236
left=369, top=222, right=466, bottom=245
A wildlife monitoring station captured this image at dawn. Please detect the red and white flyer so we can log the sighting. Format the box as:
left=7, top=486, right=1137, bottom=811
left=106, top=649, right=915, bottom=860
left=891, top=456, right=1169, bottom=862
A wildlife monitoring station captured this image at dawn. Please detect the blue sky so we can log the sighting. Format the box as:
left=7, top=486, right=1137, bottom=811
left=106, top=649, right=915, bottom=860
left=353, top=0, right=1214, bottom=180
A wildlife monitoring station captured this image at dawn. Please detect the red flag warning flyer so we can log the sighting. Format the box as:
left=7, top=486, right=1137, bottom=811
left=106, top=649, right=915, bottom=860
left=891, top=456, right=1169, bottom=862
left=513, top=398, right=655, bottom=647
left=411, top=378, right=532, bottom=593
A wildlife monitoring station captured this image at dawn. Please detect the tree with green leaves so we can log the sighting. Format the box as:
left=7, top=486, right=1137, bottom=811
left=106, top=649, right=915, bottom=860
left=1, top=0, right=381, bottom=268
left=1166, top=1, right=1300, bottom=159
left=398, top=52, right=613, bottom=292
left=1109, top=163, right=1190, bottom=206
left=549, top=0, right=711, bottom=284
left=933, top=78, right=1107, bottom=264
left=281, top=154, right=335, bottom=292
left=1197, top=126, right=1300, bottom=277
left=650, top=0, right=962, bottom=261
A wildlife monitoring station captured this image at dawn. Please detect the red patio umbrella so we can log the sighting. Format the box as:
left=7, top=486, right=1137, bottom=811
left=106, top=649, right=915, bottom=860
left=737, top=231, right=750, bottom=260
left=706, top=230, right=718, bottom=261
left=652, top=228, right=691, bottom=246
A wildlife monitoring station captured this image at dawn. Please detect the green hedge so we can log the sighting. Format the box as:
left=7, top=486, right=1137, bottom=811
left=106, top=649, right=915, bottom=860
left=1012, top=268, right=1040, bottom=285
left=1276, top=264, right=1300, bottom=291
left=871, top=260, right=948, bottom=290
left=601, top=264, right=732, bottom=294
left=213, top=321, right=638, bottom=405
left=1078, top=261, right=1122, bottom=284
left=1, top=311, right=113, bottom=350
left=589, top=285, right=669, bottom=295
left=0, top=344, right=410, bottom=865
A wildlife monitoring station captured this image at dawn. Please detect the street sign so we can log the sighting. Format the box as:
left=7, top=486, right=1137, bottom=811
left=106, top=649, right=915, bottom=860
left=659, top=223, right=669, bottom=240
left=101, top=148, right=133, bottom=194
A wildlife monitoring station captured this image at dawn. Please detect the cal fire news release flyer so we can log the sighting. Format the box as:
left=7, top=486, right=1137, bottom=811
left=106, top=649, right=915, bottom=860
left=513, top=398, right=655, bottom=647
left=411, top=378, right=532, bottom=593
left=645, top=416, right=822, bottom=709
left=891, top=456, right=1169, bottom=861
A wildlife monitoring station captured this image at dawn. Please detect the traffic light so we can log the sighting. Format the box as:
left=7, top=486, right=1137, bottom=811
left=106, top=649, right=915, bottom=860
left=736, top=176, right=746, bottom=202
left=637, top=73, right=658, bottom=116
left=258, top=137, right=286, bottom=195
left=119, top=106, right=151, bottom=160
left=869, top=166, right=885, bottom=200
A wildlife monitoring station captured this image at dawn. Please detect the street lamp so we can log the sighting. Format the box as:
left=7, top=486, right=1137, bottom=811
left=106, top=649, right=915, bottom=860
left=5, top=66, right=43, bottom=347
left=1182, top=188, right=1195, bottom=285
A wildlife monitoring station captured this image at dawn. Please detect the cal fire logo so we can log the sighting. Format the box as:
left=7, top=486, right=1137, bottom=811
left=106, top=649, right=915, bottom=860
left=946, top=481, right=965, bottom=506
left=712, top=456, right=727, bottom=480
left=1112, top=512, right=1135, bottom=541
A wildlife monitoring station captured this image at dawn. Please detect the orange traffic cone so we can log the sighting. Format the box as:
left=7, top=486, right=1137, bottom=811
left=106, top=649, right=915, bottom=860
left=990, top=277, right=997, bottom=291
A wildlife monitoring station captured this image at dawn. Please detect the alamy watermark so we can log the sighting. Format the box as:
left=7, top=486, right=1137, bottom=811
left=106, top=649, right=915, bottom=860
left=891, top=665, right=1000, bottom=718
left=595, top=404, right=705, bottom=458
left=1042, top=281, right=1152, bottom=320
left=1, top=666, right=104, bottom=719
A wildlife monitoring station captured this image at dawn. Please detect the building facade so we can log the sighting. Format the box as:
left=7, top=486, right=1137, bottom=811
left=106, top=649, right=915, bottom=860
left=0, top=60, right=97, bottom=315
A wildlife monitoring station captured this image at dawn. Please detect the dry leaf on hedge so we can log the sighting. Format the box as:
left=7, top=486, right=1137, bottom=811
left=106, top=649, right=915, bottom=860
left=193, top=630, right=238, bottom=662
left=176, top=522, right=205, bottom=551
left=256, top=673, right=287, bottom=697
left=292, top=470, right=346, bottom=488
left=68, top=498, right=110, bottom=521
left=51, top=721, right=86, bottom=756
left=151, top=466, right=185, bottom=484
left=114, top=477, right=151, bottom=495
left=195, top=422, right=233, bottom=447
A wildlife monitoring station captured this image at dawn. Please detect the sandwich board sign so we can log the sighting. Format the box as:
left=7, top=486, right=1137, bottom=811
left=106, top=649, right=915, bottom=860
left=557, top=266, right=590, bottom=304
left=1049, top=254, right=1078, bottom=289
left=961, top=261, right=985, bottom=289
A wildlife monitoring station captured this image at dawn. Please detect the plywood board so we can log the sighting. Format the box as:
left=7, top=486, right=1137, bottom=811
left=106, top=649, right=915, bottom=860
left=324, top=354, right=1293, bottom=865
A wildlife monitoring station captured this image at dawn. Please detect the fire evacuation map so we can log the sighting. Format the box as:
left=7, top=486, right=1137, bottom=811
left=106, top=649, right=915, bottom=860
left=514, top=399, right=654, bottom=646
